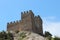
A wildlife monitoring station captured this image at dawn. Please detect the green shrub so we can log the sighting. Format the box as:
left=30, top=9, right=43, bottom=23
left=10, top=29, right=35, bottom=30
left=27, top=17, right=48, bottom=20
left=54, top=36, right=60, bottom=40
left=20, top=32, right=26, bottom=38
left=0, top=31, right=13, bottom=40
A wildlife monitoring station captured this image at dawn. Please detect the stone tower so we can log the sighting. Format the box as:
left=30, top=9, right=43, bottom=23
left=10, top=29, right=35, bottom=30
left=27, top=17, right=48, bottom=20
left=7, top=10, right=43, bottom=35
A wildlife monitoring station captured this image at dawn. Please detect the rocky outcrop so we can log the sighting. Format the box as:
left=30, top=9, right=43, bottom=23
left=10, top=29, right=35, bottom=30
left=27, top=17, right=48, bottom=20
left=12, top=31, right=48, bottom=40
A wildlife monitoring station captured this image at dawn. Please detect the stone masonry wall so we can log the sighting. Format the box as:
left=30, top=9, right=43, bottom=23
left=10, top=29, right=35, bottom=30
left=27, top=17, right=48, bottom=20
left=7, top=10, right=43, bottom=35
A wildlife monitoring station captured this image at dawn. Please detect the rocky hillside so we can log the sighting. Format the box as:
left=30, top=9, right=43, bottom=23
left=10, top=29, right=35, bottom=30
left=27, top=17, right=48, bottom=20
left=12, top=31, right=48, bottom=40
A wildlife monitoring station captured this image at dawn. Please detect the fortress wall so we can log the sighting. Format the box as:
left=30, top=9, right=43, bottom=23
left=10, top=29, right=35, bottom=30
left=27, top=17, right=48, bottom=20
left=7, top=20, right=23, bottom=31
left=7, top=10, right=43, bottom=35
left=34, top=15, right=43, bottom=34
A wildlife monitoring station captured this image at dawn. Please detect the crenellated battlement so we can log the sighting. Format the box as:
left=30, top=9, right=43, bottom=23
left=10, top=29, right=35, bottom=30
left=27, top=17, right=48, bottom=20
left=7, top=20, right=22, bottom=27
left=21, top=10, right=29, bottom=16
left=35, top=15, right=42, bottom=20
left=7, top=10, right=34, bottom=27
left=21, top=10, right=33, bottom=15
left=21, top=10, right=34, bottom=19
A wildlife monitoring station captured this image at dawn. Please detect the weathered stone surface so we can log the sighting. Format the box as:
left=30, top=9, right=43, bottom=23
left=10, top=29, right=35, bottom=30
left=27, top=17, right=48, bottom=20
left=13, top=31, right=47, bottom=40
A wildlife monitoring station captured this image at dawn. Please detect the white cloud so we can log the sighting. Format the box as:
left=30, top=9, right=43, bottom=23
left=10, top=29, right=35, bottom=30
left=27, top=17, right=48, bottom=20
left=43, top=16, right=60, bottom=37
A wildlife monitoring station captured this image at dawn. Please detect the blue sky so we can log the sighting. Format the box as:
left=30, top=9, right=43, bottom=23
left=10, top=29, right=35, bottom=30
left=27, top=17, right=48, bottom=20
left=0, top=0, right=60, bottom=37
